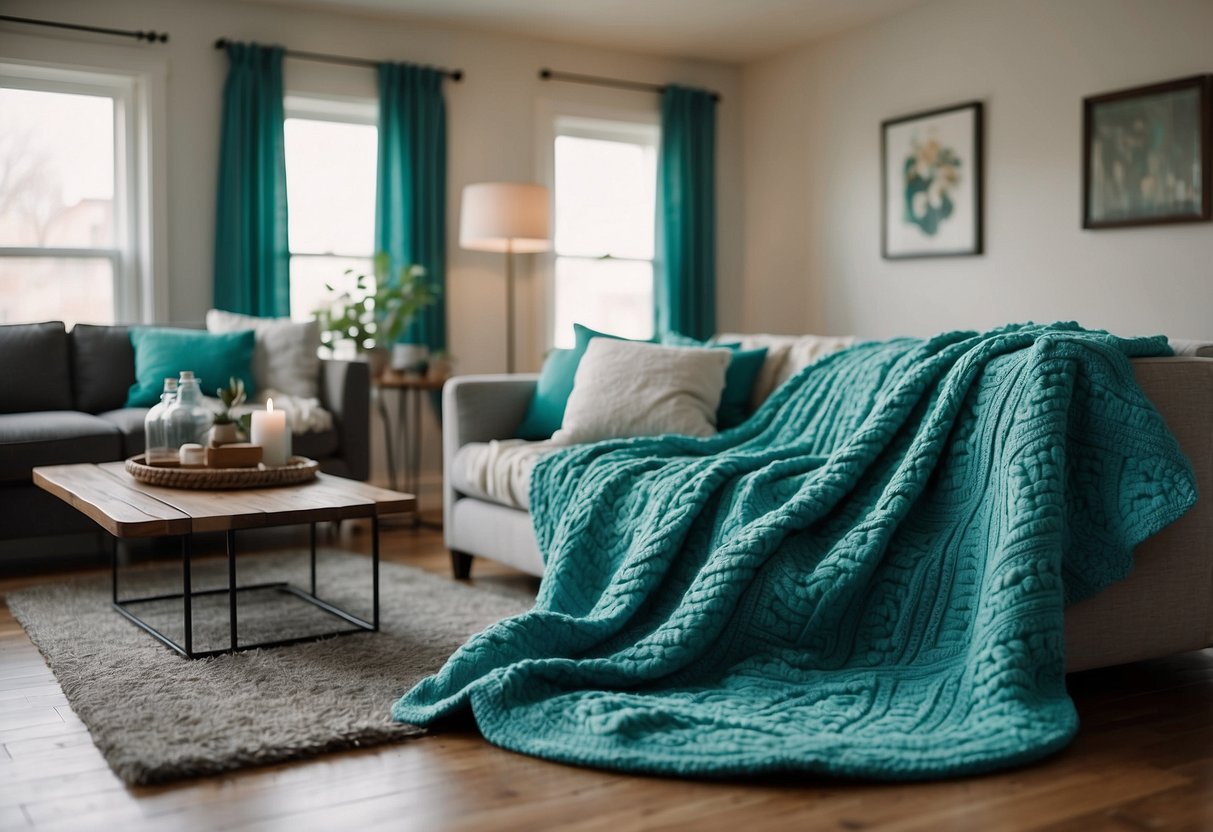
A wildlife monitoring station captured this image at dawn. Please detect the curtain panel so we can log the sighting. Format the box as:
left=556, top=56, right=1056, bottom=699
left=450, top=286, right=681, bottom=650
left=658, top=85, right=717, bottom=342
left=375, top=62, right=448, bottom=351
left=213, top=42, right=290, bottom=318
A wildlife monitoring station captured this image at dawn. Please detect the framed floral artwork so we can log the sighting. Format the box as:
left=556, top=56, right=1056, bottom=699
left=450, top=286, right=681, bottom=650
left=1083, top=75, right=1211, bottom=229
left=882, top=101, right=983, bottom=259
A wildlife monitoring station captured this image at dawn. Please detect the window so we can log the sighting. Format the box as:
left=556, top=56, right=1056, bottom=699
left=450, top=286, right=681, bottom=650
left=284, top=96, right=378, bottom=322
left=0, top=70, right=137, bottom=326
left=551, top=117, right=659, bottom=348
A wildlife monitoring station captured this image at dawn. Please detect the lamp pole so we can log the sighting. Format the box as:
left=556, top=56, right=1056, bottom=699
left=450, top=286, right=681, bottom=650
left=505, top=239, right=516, bottom=374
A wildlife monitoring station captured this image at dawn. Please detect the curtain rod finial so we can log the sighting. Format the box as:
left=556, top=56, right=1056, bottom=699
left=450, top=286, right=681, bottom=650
left=214, top=37, right=227, bottom=50
left=539, top=68, right=552, bottom=79
left=451, top=69, right=463, bottom=82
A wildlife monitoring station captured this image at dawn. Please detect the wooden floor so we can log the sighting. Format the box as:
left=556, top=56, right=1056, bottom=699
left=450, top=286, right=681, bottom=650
left=1, top=519, right=1210, bottom=831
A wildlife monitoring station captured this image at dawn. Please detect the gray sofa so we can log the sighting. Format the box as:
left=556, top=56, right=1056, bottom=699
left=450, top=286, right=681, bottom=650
left=443, top=345, right=1213, bottom=674
left=0, top=321, right=370, bottom=545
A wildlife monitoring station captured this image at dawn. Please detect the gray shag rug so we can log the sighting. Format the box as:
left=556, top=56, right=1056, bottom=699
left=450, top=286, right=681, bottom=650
left=5, top=551, right=534, bottom=786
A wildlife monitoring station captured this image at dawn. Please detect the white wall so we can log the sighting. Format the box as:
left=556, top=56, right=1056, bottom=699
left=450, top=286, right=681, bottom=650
left=2, top=0, right=742, bottom=494
left=742, top=0, right=1213, bottom=340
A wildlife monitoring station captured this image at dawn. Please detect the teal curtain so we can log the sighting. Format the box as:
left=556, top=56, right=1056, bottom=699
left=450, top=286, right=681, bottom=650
left=376, top=62, right=447, bottom=350
left=657, top=85, right=717, bottom=341
left=213, top=42, right=290, bottom=317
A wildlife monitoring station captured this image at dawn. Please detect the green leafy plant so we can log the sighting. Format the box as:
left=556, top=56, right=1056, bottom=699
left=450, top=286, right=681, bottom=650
left=314, top=253, right=439, bottom=352
left=213, top=377, right=246, bottom=426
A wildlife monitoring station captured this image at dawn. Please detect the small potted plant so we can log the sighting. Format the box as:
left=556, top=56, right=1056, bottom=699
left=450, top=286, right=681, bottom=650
left=209, top=377, right=246, bottom=446
left=314, top=253, right=439, bottom=379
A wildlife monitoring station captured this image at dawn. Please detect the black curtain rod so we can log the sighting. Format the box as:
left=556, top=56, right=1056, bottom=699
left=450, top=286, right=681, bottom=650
left=213, top=38, right=463, bottom=81
left=539, top=68, right=720, bottom=102
left=0, top=14, right=168, bottom=42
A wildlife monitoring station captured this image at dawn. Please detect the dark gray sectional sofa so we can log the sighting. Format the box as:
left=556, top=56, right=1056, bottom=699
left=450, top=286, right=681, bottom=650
left=0, top=321, right=370, bottom=545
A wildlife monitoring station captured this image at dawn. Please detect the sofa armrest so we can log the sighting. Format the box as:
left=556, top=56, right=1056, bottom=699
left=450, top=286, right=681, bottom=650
left=319, top=359, right=370, bottom=481
left=442, top=374, right=539, bottom=449
left=1066, top=356, right=1213, bottom=670
left=443, top=374, right=538, bottom=537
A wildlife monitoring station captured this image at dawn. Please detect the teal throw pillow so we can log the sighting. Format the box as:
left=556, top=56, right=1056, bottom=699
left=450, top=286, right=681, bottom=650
left=660, top=331, right=768, bottom=429
left=716, top=346, right=767, bottom=428
left=126, top=327, right=256, bottom=407
left=515, top=348, right=581, bottom=440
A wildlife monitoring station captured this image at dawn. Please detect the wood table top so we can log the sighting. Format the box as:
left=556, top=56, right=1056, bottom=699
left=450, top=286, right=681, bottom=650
left=33, top=462, right=416, bottom=538
left=373, top=371, right=449, bottom=391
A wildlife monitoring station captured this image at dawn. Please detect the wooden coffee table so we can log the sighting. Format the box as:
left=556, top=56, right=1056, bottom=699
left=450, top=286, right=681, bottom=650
left=34, top=461, right=415, bottom=659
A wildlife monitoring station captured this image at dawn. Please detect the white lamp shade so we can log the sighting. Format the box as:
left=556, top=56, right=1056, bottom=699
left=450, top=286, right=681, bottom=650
left=459, top=182, right=551, bottom=253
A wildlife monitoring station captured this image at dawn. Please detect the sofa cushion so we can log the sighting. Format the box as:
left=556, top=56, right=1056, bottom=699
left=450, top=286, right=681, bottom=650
left=127, top=327, right=256, bottom=407
left=0, top=411, right=123, bottom=482
left=661, top=332, right=768, bottom=429
left=715, top=332, right=857, bottom=406
left=0, top=321, right=72, bottom=414
left=70, top=324, right=136, bottom=414
left=553, top=339, right=730, bottom=444
left=451, top=440, right=557, bottom=511
left=206, top=309, right=321, bottom=399
left=97, top=408, right=149, bottom=457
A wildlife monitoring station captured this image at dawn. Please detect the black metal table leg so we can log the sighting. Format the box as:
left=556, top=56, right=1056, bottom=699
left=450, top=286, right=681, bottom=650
left=227, top=530, right=238, bottom=652
left=372, top=515, right=380, bottom=630
left=182, top=535, right=193, bottom=658
left=112, top=521, right=380, bottom=660
left=310, top=522, right=317, bottom=596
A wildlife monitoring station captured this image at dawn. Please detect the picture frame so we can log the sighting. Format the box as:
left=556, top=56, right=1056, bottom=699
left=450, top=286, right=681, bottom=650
left=881, top=101, right=983, bottom=259
left=1083, top=75, right=1211, bottom=229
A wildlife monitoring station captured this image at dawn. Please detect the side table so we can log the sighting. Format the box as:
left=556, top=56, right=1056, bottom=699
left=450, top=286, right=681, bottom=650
left=375, top=371, right=447, bottom=527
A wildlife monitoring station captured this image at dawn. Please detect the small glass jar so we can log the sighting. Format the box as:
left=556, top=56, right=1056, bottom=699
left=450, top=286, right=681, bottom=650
left=144, top=377, right=179, bottom=466
left=164, top=371, right=214, bottom=451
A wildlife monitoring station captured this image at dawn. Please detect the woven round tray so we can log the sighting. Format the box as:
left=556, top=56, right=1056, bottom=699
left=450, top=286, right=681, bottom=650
left=125, top=455, right=320, bottom=490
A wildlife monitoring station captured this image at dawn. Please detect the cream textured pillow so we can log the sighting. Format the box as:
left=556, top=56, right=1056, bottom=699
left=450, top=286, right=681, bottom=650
left=552, top=338, right=731, bottom=445
left=206, top=309, right=321, bottom=399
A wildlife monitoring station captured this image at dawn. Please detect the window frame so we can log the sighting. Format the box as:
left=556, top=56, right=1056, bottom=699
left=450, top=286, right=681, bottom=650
left=283, top=94, right=379, bottom=321
left=537, top=103, right=661, bottom=353
left=0, top=62, right=148, bottom=324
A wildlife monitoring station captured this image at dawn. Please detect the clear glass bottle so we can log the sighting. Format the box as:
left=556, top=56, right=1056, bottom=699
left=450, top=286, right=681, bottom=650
left=164, top=371, right=213, bottom=451
left=143, top=377, right=179, bottom=466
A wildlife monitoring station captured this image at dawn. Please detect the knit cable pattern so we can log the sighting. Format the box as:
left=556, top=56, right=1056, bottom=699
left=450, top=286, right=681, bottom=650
left=393, top=324, right=1196, bottom=779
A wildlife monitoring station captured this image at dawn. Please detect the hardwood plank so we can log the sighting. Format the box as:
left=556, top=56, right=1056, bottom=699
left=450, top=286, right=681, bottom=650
left=0, top=805, right=31, bottom=830
left=4, top=727, right=93, bottom=759
left=0, top=707, right=63, bottom=732
left=0, top=717, right=88, bottom=746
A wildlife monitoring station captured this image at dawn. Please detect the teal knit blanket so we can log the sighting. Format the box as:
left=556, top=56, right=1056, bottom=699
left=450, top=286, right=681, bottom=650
left=393, top=324, right=1197, bottom=779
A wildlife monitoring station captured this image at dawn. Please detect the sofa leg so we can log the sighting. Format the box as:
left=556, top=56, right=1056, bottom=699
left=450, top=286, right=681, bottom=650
left=450, top=550, right=473, bottom=580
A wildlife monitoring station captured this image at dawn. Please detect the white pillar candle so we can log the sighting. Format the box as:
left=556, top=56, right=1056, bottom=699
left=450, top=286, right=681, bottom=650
left=251, top=398, right=290, bottom=467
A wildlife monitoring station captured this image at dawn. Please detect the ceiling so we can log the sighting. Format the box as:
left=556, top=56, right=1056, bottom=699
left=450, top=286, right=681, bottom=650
left=237, top=0, right=925, bottom=63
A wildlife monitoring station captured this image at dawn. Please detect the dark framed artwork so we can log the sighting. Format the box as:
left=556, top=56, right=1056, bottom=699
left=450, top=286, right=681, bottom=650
left=1083, top=75, right=1211, bottom=229
left=881, top=101, right=983, bottom=259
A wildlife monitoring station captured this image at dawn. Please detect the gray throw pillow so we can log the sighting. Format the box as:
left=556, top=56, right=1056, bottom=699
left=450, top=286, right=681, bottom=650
left=70, top=324, right=136, bottom=414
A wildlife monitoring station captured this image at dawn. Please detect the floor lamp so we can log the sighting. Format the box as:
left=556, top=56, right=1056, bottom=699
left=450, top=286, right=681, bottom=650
left=459, top=182, right=552, bottom=374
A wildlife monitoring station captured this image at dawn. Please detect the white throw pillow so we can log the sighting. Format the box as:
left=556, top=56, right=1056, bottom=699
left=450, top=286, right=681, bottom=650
left=552, top=338, right=731, bottom=445
left=206, top=309, right=321, bottom=399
